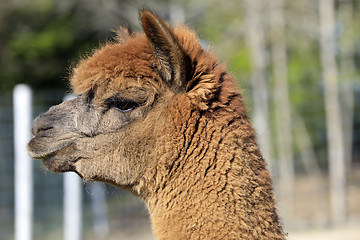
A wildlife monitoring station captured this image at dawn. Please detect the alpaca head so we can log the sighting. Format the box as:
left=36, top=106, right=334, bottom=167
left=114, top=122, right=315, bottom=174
left=27, top=10, right=219, bottom=195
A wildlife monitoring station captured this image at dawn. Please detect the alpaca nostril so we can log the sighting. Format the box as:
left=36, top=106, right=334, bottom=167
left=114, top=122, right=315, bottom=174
left=32, top=125, right=54, bottom=136
left=32, top=112, right=57, bottom=136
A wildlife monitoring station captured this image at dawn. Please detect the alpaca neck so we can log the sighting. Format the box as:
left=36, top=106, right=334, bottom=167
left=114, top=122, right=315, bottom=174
left=146, top=127, right=284, bottom=239
left=146, top=169, right=238, bottom=239
left=143, top=98, right=284, bottom=239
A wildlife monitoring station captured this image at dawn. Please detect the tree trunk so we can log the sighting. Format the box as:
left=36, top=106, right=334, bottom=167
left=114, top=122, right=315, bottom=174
left=244, top=0, right=273, bottom=171
left=338, top=0, right=356, bottom=178
left=319, top=0, right=346, bottom=224
left=268, top=0, right=295, bottom=219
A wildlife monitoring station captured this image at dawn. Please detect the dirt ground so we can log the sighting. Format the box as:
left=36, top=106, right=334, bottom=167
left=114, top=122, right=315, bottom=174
left=289, top=222, right=360, bottom=240
left=280, top=167, right=360, bottom=240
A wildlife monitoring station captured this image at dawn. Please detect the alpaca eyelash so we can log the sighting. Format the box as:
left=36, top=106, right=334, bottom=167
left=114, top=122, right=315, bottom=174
left=104, top=96, right=139, bottom=112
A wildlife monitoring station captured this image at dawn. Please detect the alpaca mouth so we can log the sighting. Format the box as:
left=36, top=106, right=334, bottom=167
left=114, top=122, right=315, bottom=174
left=28, top=136, right=73, bottom=159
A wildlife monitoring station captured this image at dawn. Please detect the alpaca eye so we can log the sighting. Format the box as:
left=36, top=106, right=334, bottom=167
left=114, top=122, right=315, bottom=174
left=113, top=100, right=139, bottom=112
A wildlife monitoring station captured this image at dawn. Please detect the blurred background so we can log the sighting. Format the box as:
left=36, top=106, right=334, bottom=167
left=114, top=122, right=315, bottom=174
left=0, top=0, right=359, bottom=239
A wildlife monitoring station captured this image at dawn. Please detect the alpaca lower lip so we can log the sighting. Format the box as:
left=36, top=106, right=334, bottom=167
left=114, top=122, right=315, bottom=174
left=27, top=136, right=74, bottom=160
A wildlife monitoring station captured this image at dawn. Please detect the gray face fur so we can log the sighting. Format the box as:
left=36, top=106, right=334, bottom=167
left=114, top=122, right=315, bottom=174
left=28, top=86, right=166, bottom=192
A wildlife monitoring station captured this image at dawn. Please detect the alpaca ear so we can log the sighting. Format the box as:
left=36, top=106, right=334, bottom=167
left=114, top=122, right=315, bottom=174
left=140, top=10, right=189, bottom=93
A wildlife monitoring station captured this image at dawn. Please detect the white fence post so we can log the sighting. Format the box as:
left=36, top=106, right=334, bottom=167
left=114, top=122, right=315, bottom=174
left=90, top=182, right=109, bottom=239
left=64, top=172, right=82, bottom=240
left=13, top=84, right=33, bottom=240
left=63, top=94, right=83, bottom=240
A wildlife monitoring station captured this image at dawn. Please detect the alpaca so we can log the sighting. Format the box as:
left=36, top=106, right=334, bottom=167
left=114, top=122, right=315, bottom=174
left=28, top=10, right=285, bottom=239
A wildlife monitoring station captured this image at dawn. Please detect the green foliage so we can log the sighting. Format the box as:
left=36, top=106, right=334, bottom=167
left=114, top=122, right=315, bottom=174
left=0, top=5, right=102, bottom=90
left=10, top=19, right=73, bottom=60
